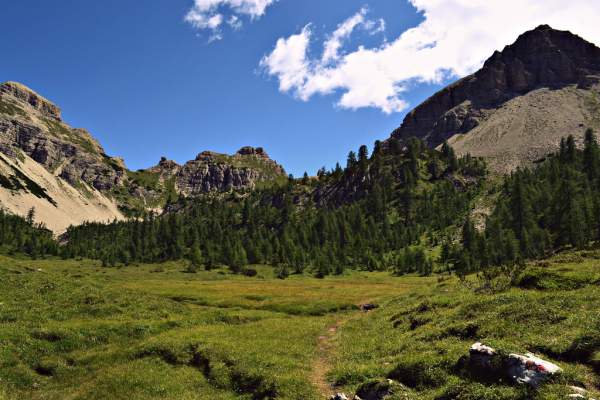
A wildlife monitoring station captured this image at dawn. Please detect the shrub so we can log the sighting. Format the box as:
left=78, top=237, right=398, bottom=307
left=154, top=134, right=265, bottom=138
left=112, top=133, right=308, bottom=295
left=242, top=268, right=258, bottom=277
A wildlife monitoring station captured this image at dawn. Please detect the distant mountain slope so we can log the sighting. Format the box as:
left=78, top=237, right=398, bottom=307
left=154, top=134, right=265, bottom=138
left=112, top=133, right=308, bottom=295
left=147, top=147, right=286, bottom=196
left=0, top=82, right=286, bottom=231
left=390, top=25, right=600, bottom=173
left=0, top=82, right=128, bottom=231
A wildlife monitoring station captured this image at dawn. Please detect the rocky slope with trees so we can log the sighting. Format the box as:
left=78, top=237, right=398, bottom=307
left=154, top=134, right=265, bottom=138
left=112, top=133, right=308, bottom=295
left=0, top=82, right=287, bottom=230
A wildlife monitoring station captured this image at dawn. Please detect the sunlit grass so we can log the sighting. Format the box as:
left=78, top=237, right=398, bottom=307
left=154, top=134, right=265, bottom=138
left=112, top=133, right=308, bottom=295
left=0, top=253, right=598, bottom=399
left=0, top=256, right=417, bottom=399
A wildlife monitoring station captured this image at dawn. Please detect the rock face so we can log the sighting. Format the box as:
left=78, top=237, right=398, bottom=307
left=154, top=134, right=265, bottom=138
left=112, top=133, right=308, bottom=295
left=0, top=82, right=62, bottom=121
left=0, top=81, right=129, bottom=231
left=390, top=25, right=600, bottom=173
left=146, top=147, right=285, bottom=196
left=0, top=82, right=126, bottom=193
left=0, top=81, right=286, bottom=231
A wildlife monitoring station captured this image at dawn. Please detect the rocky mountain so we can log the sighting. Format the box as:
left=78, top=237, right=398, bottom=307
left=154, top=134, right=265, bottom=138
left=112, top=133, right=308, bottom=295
left=0, top=81, right=286, bottom=232
left=147, top=147, right=286, bottom=196
left=390, top=25, right=600, bottom=173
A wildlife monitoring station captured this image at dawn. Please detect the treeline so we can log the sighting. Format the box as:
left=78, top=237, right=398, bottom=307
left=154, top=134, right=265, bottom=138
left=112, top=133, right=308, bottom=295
left=0, top=208, right=58, bottom=258
left=449, top=129, right=600, bottom=273
left=63, top=137, right=486, bottom=276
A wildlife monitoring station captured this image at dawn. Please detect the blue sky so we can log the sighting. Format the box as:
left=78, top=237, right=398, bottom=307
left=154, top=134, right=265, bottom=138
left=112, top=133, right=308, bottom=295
left=2, top=0, right=600, bottom=176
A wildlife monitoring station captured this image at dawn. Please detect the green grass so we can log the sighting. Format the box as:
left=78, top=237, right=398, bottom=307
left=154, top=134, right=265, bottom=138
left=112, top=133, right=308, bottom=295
left=128, top=170, right=161, bottom=190
left=0, top=253, right=598, bottom=399
left=329, top=252, right=600, bottom=399
left=0, top=258, right=416, bottom=399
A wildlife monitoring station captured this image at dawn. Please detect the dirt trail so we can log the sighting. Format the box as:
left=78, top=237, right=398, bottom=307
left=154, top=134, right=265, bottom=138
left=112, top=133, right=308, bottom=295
left=310, top=303, right=374, bottom=398
left=310, top=319, right=345, bottom=397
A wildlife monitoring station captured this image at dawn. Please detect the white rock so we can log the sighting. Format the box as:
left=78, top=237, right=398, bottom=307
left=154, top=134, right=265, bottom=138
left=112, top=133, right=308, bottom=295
left=507, top=352, right=562, bottom=387
left=470, top=342, right=496, bottom=355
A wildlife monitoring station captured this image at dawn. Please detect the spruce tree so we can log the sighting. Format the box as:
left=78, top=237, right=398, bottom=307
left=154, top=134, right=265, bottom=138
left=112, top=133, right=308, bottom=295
left=584, top=128, right=599, bottom=183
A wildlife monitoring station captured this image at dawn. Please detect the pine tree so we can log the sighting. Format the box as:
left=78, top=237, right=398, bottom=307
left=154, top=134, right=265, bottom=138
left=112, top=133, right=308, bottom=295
left=358, top=145, right=369, bottom=171
left=187, top=243, right=203, bottom=272
left=26, top=207, right=35, bottom=226
left=346, top=151, right=357, bottom=169
left=302, top=172, right=310, bottom=185
left=584, top=128, right=599, bottom=183
left=441, top=141, right=458, bottom=172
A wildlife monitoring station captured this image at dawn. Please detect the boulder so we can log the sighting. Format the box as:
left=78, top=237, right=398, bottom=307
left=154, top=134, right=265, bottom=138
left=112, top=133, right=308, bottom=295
left=469, top=342, right=497, bottom=369
left=467, top=342, right=562, bottom=388
left=506, top=352, right=562, bottom=387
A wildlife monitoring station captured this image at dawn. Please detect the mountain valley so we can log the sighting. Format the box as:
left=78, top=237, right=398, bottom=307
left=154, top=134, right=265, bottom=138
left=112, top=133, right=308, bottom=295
left=1, top=24, right=600, bottom=400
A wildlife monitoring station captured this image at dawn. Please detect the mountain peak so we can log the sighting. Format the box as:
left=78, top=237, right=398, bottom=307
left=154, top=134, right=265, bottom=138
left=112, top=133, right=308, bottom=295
left=392, top=26, right=600, bottom=148
left=0, top=81, right=62, bottom=121
left=389, top=26, right=600, bottom=174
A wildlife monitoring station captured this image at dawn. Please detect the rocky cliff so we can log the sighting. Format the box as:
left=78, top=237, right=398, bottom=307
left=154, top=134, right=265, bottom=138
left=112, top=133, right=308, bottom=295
left=390, top=25, right=600, bottom=173
left=0, top=82, right=127, bottom=192
left=0, top=82, right=286, bottom=231
left=147, top=146, right=286, bottom=196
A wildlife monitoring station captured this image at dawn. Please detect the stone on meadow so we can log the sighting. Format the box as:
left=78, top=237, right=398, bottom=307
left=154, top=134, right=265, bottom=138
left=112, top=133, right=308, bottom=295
left=469, top=342, right=497, bottom=368
left=506, top=352, right=562, bottom=387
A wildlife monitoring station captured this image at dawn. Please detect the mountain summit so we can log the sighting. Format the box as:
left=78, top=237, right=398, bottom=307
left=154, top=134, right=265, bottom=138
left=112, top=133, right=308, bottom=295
left=391, top=25, right=600, bottom=173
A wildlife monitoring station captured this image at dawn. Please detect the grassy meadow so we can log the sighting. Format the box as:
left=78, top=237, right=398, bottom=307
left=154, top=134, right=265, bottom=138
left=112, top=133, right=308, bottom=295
left=0, top=252, right=599, bottom=399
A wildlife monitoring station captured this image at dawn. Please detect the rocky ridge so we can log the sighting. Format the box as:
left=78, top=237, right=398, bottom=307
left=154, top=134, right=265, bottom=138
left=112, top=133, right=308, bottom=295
left=390, top=25, right=600, bottom=173
left=147, top=146, right=286, bottom=196
left=0, top=81, right=286, bottom=231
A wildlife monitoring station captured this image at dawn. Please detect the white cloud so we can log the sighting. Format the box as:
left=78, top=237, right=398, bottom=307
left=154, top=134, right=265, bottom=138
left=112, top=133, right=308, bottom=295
left=322, top=7, right=369, bottom=64
left=228, top=15, right=242, bottom=31
left=261, top=0, right=600, bottom=114
left=185, top=0, right=276, bottom=41
left=260, top=25, right=312, bottom=93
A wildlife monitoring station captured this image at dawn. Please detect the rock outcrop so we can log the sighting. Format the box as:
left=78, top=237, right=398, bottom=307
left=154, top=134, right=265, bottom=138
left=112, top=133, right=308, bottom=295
left=0, top=82, right=62, bottom=121
left=147, top=147, right=285, bottom=196
left=0, top=81, right=287, bottom=231
left=0, top=82, right=126, bottom=193
left=0, top=81, right=129, bottom=231
left=390, top=25, right=600, bottom=173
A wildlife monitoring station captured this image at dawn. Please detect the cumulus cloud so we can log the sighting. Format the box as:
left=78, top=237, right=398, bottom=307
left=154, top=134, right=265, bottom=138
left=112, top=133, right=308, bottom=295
left=185, top=0, right=276, bottom=41
left=261, top=0, right=600, bottom=114
left=260, top=25, right=312, bottom=93
left=323, top=7, right=371, bottom=64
